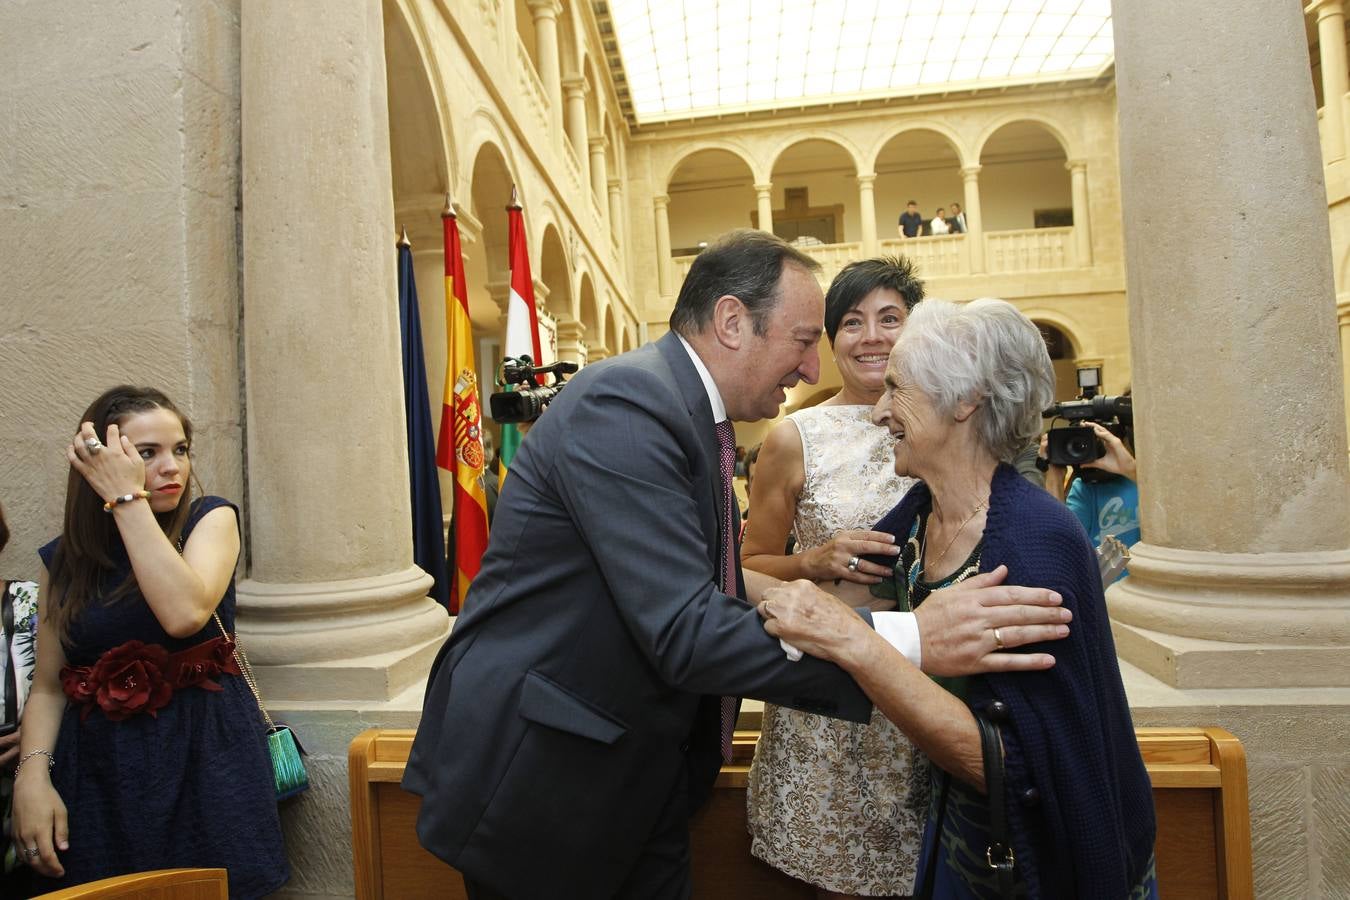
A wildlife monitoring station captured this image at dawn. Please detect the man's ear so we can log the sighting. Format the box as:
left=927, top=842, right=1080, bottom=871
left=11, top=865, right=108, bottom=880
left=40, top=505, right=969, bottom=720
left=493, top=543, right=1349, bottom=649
left=711, top=295, right=747, bottom=350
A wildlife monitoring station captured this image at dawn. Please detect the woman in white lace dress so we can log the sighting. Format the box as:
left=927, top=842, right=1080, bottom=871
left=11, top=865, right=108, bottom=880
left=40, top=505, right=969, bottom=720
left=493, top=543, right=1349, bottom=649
left=743, top=257, right=926, bottom=899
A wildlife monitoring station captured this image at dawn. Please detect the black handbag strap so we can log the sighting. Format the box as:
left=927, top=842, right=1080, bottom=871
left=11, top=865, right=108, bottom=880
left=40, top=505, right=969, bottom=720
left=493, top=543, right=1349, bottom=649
left=977, top=706, right=1016, bottom=899
left=915, top=771, right=952, bottom=900
left=2, top=581, right=17, bottom=727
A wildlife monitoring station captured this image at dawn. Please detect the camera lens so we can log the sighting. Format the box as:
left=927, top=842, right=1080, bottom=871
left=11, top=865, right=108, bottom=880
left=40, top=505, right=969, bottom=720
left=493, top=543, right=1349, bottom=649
left=1066, top=435, right=1093, bottom=460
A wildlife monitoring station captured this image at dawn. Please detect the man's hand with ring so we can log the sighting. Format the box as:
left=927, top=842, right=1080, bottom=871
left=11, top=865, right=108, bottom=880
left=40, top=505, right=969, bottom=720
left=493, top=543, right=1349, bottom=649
left=913, top=565, right=1070, bottom=676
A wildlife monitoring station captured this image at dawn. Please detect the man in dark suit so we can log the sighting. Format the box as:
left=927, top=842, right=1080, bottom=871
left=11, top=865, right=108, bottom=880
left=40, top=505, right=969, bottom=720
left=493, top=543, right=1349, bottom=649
left=405, top=229, right=1070, bottom=900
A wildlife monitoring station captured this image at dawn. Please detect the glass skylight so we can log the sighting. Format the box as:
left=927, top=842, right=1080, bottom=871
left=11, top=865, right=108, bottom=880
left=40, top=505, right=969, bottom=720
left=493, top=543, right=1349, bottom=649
left=607, top=0, right=1113, bottom=123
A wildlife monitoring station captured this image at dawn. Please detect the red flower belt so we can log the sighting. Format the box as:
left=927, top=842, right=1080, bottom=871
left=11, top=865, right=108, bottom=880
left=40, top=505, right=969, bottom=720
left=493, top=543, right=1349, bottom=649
left=60, top=636, right=242, bottom=722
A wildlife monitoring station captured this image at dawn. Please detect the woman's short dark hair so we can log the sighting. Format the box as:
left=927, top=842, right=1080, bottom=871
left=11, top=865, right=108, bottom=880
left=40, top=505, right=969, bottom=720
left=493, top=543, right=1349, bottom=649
left=668, top=229, right=821, bottom=338
left=823, top=256, right=925, bottom=344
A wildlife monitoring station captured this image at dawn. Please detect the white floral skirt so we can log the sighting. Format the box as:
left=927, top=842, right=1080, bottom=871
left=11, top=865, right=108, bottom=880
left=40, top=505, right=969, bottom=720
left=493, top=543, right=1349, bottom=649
left=747, top=704, right=929, bottom=896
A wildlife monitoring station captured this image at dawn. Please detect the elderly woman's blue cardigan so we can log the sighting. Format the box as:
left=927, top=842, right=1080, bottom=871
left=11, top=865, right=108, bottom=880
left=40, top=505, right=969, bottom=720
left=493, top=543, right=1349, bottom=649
left=870, top=463, right=1156, bottom=899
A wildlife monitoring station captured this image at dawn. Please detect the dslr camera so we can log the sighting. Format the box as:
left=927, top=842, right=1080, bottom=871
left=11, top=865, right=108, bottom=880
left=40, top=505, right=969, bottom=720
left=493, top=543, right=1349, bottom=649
left=488, top=355, right=577, bottom=424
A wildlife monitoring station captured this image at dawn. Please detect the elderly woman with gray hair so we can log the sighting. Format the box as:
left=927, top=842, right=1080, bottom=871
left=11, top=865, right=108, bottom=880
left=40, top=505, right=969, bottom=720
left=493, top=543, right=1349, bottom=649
left=758, top=299, right=1157, bottom=899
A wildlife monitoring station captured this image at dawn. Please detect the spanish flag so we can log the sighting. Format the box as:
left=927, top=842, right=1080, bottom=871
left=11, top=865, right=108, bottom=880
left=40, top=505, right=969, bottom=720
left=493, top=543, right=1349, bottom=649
left=437, top=198, right=490, bottom=614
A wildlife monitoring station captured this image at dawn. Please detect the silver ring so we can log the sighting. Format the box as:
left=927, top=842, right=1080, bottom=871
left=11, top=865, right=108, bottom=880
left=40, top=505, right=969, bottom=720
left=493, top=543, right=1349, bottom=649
left=84, top=437, right=103, bottom=454
left=993, top=627, right=1005, bottom=650
left=24, top=846, right=40, bottom=858
left=847, top=555, right=860, bottom=572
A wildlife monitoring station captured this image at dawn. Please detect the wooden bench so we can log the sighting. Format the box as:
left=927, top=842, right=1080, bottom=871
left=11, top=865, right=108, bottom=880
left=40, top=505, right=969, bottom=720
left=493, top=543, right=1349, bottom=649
left=349, top=726, right=1252, bottom=899
left=30, top=869, right=229, bottom=900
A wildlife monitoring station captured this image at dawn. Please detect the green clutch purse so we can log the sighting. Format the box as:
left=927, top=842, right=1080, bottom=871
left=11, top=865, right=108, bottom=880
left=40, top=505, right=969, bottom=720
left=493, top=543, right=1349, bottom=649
left=216, top=613, right=310, bottom=802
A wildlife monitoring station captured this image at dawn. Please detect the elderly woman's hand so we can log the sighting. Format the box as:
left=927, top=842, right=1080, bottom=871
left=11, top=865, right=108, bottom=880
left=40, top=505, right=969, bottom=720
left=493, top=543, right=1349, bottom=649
left=800, top=530, right=899, bottom=584
left=757, top=580, right=876, bottom=667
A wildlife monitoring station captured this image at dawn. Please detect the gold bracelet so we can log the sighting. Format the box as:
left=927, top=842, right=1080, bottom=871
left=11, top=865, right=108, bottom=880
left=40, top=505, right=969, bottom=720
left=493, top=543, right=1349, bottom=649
left=103, top=490, right=151, bottom=513
left=14, top=748, right=55, bottom=778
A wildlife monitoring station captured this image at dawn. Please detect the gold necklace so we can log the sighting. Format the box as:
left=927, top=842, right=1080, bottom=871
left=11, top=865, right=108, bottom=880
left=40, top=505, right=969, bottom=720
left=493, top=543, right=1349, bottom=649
left=923, top=500, right=988, bottom=577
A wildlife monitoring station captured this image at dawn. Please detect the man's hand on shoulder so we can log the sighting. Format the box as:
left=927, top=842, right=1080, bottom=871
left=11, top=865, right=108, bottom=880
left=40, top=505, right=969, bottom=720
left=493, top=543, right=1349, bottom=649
left=914, top=565, right=1070, bottom=676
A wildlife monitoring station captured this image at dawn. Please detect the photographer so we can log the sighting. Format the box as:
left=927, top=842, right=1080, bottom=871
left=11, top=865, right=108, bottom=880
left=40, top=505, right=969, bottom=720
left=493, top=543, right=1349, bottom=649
left=1040, top=421, right=1140, bottom=549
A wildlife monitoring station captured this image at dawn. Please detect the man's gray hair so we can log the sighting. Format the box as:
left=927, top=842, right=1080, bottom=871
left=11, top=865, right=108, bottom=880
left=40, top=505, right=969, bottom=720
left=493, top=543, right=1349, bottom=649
left=895, top=298, right=1055, bottom=462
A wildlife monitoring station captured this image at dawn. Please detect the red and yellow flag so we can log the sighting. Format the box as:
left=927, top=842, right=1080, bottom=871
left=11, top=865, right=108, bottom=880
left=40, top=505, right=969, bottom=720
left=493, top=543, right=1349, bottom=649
left=437, top=200, right=490, bottom=613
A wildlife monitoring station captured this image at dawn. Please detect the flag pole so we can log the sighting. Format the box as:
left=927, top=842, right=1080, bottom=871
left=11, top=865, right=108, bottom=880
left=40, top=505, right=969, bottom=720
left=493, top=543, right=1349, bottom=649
left=398, top=225, right=411, bottom=248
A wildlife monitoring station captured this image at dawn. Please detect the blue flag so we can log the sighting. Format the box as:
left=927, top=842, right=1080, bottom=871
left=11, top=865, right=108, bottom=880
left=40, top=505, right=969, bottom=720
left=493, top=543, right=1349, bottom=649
left=397, top=240, right=450, bottom=607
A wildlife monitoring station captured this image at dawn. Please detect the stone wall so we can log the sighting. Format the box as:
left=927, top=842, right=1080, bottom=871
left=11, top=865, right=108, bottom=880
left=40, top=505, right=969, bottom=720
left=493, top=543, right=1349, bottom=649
left=0, top=0, right=244, bottom=572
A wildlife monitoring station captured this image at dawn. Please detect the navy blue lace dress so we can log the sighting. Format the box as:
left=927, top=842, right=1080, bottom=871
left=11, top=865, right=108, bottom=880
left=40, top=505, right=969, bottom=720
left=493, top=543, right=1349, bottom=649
left=34, top=496, right=288, bottom=899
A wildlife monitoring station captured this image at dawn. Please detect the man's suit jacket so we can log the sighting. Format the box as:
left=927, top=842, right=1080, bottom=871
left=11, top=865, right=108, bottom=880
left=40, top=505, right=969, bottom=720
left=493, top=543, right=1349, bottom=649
left=404, top=331, right=871, bottom=898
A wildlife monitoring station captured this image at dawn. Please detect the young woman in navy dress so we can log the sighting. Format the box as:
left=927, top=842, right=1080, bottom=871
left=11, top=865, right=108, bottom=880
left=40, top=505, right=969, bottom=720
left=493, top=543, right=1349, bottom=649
left=11, top=386, right=287, bottom=898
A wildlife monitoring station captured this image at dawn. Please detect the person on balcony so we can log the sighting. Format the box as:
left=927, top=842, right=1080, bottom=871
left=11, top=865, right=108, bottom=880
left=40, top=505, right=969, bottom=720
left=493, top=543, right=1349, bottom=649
left=949, top=202, right=967, bottom=234
left=930, top=207, right=951, bottom=235
left=898, top=200, right=924, bottom=238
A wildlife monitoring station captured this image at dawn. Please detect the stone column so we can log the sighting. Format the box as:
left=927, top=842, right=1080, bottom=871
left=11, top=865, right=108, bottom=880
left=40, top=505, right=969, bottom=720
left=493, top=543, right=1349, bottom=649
left=562, top=76, right=588, bottom=168
left=1310, top=0, right=1350, bottom=161
left=754, top=183, right=774, bottom=234
left=607, top=178, right=625, bottom=249
left=239, top=0, right=448, bottom=701
left=857, top=173, right=878, bottom=256
left=1341, top=297, right=1350, bottom=442
left=556, top=319, right=589, bottom=367
left=653, top=193, right=673, bottom=299
left=589, top=133, right=609, bottom=216
left=1067, top=160, right=1092, bottom=266
left=1109, top=0, right=1350, bottom=689
left=961, top=165, right=985, bottom=273
left=526, top=0, right=564, bottom=137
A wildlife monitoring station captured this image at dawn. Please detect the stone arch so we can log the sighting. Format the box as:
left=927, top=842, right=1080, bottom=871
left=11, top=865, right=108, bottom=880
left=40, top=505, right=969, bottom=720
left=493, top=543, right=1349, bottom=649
left=1023, top=308, right=1092, bottom=359
left=867, top=121, right=971, bottom=171
left=766, top=133, right=865, bottom=181
left=467, top=140, right=516, bottom=282
left=538, top=223, right=573, bottom=327
left=604, top=303, right=619, bottom=358
left=584, top=56, right=603, bottom=134
left=660, top=140, right=761, bottom=192
left=1029, top=312, right=1093, bottom=405
left=461, top=110, right=528, bottom=216
left=976, top=119, right=1072, bottom=233
left=384, top=0, right=453, bottom=203
left=666, top=148, right=758, bottom=254
left=974, top=113, right=1075, bottom=163
left=768, top=137, right=863, bottom=245
left=578, top=275, right=600, bottom=347
left=872, top=127, right=967, bottom=235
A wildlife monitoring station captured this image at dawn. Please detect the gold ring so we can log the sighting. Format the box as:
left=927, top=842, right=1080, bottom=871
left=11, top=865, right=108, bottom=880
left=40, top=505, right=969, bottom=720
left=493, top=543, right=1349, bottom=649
left=993, top=627, right=1005, bottom=649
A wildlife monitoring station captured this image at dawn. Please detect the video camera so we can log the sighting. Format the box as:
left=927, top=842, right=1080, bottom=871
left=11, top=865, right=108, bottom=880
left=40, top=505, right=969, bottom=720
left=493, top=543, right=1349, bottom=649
left=488, top=355, right=577, bottom=424
left=1041, top=367, right=1132, bottom=481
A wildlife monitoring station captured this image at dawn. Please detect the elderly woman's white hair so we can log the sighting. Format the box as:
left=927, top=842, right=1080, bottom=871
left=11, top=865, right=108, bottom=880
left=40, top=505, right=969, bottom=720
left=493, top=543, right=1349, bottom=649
left=894, top=298, right=1055, bottom=462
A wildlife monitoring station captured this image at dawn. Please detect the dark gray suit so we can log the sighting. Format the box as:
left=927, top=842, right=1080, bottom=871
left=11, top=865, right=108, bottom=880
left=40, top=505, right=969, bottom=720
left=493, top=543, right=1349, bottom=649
left=404, top=332, right=871, bottom=898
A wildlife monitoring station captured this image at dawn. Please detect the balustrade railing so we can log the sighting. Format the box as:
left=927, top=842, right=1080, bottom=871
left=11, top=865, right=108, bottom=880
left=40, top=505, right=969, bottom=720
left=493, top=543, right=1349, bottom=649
left=672, top=228, right=1080, bottom=293
left=514, top=36, right=549, bottom=137
left=879, top=234, right=966, bottom=276
left=984, top=227, right=1074, bottom=272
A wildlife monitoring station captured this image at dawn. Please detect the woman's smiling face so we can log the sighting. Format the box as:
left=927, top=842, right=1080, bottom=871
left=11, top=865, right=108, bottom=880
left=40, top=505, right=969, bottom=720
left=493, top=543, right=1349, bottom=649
left=832, top=287, right=909, bottom=397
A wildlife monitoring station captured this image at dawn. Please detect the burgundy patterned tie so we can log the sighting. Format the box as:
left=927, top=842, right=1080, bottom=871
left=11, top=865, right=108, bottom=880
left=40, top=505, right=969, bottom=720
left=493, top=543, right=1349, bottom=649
left=714, top=419, right=739, bottom=764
